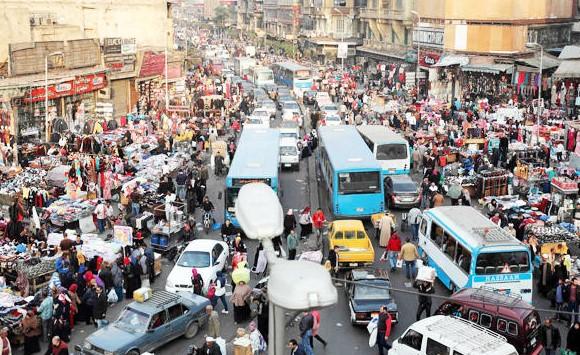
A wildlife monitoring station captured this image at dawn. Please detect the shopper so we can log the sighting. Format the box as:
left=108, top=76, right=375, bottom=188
left=298, top=312, right=314, bottom=355
left=37, top=290, right=54, bottom=342
left=376, top=306, right=393, bottom=355
left=312, top=208, right=326, bottom=237
left=0, top=328, right=10, bottom=355
left=382, top=230, right=401, bottom=272
left=538, top=319, right=561, bottom=355
left=407, top=207, right=422, bottom=242
left=22, top=309, right=41, bottom=355
left=287, top=229, right=298, bottom=260
left=93, top=286, right=108, bottom=328
left=44, top=336, right=69, bottom=355
left=399, top=238, right=419, bottom=280
left=298, top=207, right=312, bottom=239
left=206, top=305, right=221, bottom=338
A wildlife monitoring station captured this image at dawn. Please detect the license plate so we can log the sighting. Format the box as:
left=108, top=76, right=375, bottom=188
left=284, top=164, right=291, bottom=167
left=349, top=263, right=358, bottom=267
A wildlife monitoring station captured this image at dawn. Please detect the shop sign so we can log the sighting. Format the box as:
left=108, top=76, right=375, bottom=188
left=121, top=38, right=137, bottom=55
left=104, top=37, right=123, bottom=55
left=24, top=72, right=107, bottom=103
left=413, top=27, right=444, bottom=49
left=139, top=51, right=165, bottom=77
left=419, top=51, right=441, bottom=67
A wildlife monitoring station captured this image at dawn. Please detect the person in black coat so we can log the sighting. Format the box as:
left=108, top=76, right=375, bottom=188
left=567, top=322, right=580, bottom=354
left=93, top=286, right=108, bottom=328
left=283, top=209, right=297, bottom=237
left=538, top=319, right=561, bottom=353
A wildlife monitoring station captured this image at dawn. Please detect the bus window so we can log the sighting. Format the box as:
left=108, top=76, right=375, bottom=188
left=480, top=313, right=492, bottom=328
left=338, top=172, right=381, bottom=195
left=376, top=143, right=408, bottom=160
left=457, top=250, right=471, bottom=274
left=443, top=233, right=456, bottom=261
left=430, top=225, right=444, bottom=247
left=475, top=251, right=530, bottom=275
left=419, top=218, right=427, bottom=236
left=426, top=338, right=449, bottom=355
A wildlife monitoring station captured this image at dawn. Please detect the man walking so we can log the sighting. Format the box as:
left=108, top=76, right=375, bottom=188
left=312, top=208, right=326, bottom=237
left=206, top=305, right=220, bottom=338
left=538, top=319, right=561, bottom=355
left=37, top=290, right=53, bottom=342
left=376, top=306, right=393, bottom=355
left=93, top=286, right=108, bottom=328
left=415, top=280, right=434, bottom=320
left=407, top=207, right=422, bottom=242
left=399, top=238, right=419, bottom=280
left=298, top=312, right=314, bottom=355
left=287, top=229, right=298, bottom=260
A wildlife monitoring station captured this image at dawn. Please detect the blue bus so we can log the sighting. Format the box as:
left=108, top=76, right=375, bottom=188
left=225, top=128, right=280, bottom=226
left=317, top=126, right=384, bottom=218
left=418, top=206, right=533, bottom=303
left=357, top=125, right=410, bottom=176
left=272, top=62, right=313, bottom=95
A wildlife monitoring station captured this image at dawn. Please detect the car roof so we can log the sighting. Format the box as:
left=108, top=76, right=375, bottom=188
left=128, top=290, right=183, bottom=314
left=332, top=220, right=365, bottom=229
left=390, top=175, right=415, bottom=183
left=447, top=288, right=535, bottom=319
left=351, top=268, right=390, bottom=282
left=280, top=137, right=298, bottom=145
left=184, top=239, right=222, bottom=252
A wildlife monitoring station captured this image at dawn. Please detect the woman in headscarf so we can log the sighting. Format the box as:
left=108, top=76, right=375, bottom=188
left=298, top=207, right=312, bottom=239
left=52, top=293, right=71, bottom=342
left=231, top=280, right=252, bottom=324
left=67, top=284, right=80, bottom=329
left=22, top=309, right=41, bottom=355
left=249, top=321, right=266, bottom=354
left=191, top=268, right=204, bottom=296
left=124, top=256, right=141, bottom=299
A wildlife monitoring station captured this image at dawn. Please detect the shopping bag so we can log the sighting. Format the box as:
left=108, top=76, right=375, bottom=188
left=367, top=316, right=379, bottom=347
left=396, top=259, right=403, bottom=268
left=107, top=289, right=118, bottom=303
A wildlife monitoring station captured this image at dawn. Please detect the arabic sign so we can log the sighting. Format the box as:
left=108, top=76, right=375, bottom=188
left=24, top=73, right=107, bottom=103
left=104, top=38, right=123, bottom=55
left=419, top=50, right=441, bottom=67
left=139, top=51, right=165, bottom=77
left=413, top=27, right=444, bottom=49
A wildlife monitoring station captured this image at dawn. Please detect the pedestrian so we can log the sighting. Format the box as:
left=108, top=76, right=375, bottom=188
left=94, top=201, right=107, bottom=233
left=312, top=208, right=326, bottom=237
left=298, top=312, right=314, bottom=355
left=287, top=229, right=298, bottom=260
left=376, top=306, right=393, bottom=355
left=284, top=209, right=297, bottom=237
left=93, top=286, right=108, bottom=328
left=415, top=280, right=435, bottom=321
left=384, top=177, right=393, bottom=209
left=399, top=238, right=419, bottom=280
left=378, top=212, right=394, bottom=248
left=175, top=169, right=188, bottom=201
left=111, top=260, right=124, bottom=302
left=382, top=229, right=401, bottom=272
left=198, top=337, right=222, bottom=355
left=206, top=305, right=221, bottom=338
left=555, top=278, right=569, bottom=321
left=37, top=290, right=53, bottom=342
left=22, top=309, right=41, bottom=355
left=98, top=261, right=114, bottom=293
left=0, top=328, right=10, bottom=355
left=191, top=268, right=204, bottom=296
left=407, top=207, right=422, bottom=242
left=298, top=207, right=312, bottom=239
left=213, top=271, right=229, bottom=314
left=249, top=321, right=267, bottom=354
left=44, top=336, right=69, bottom=355
left=231, top=280, right=252, bottom=324
left=66, top=284, right=80, bottom=330
left=287, top=339, right=307, bottom=355
left=538, top=319, right=561, bottom=355
left=431, top=191, right=444, bottom=208
left=327, top=245, right=339, bottom=278
left=566, top=321, right=580, bottom=354
left=52, top=293, right=71, bottom=342
left=310, top=310, right=327, bottom=348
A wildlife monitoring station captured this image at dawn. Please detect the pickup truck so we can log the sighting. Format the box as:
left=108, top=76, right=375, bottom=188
left=327, top=220, right=375, bottom=268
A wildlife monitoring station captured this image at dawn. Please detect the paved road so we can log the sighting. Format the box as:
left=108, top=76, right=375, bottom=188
left=22, top=105, right=564, bottom=355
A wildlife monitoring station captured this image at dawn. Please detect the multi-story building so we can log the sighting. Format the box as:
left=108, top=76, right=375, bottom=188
left=301, top=0, right=362, bottom=64
left=414, top=0, right=575, bottom=100
left=262, top=0, right=301, bottom=39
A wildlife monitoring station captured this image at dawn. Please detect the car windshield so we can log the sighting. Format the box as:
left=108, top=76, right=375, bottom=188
left=177, top=251, right=211, bottom=268
left=253, top=110, right=269, bottom=117
left=280, top=146, right=297, bottom=156
left=475, top=251, right=530, bottom=275
left=354, top=281, right=391, bottom=300
left=338, top=172, right=381, bottom=195
left=284, top=102, right=299, bottom=110
left=281, top=132, right=298, bottom=139
left=322, top=105, right=337, bottom=111
left=376, top=144, right=408, bottom=160
left=393, top=180, right=417, bottom=192
left=116, top=308, right=149, bottom=333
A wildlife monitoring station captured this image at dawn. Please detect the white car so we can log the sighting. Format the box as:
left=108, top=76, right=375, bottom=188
left=320, top=103, right=339, bottom=117
left=321, top=113, right=342, bottom=126
left=256, top=100, right=277, bottom=118
left=165, top=239, right=229, bottom=294
left=279, top=137, right=300, bottom=170
left=282, top=109, right=303, bottom=127
left=250, top=108, right=271, bottom=120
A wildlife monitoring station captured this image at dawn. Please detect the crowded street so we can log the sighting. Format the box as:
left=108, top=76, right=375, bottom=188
left=1, top=1, right=580, bottom=355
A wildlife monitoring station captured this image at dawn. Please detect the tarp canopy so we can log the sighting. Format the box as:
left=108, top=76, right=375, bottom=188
left=558, top=45, right=580, bottom=60
left=554, top=60, right=580, bottom=78
left=517, top=54, right=560, bottom=70
left=461, top=63, right=513, bottom=74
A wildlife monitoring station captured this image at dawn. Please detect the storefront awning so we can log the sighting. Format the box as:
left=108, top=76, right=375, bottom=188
left=432, top=55, right=469, bottom=67
left=461, top=63, right=513, bottom=74
left=517, top=54, right=560, bottom=70
left=554, top=60, right=580, bottom=78
left=558, top=45, right=580, bottom=60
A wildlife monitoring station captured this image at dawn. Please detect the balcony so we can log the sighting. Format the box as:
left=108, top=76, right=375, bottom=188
left=359, top=8, right=407, bottom=21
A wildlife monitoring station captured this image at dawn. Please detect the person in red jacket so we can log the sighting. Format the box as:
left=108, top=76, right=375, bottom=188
left=382, top=230, right=402, bottom=272
left=312, top=208, right=326, bottom=236
left=376, top=306, right=392, bottom=355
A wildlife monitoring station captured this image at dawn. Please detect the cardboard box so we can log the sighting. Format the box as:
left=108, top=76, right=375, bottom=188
left=133, top=287, right=152, bottom=302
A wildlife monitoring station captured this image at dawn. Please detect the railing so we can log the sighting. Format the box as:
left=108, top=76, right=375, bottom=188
left=359, top=8, right=407, bottom=20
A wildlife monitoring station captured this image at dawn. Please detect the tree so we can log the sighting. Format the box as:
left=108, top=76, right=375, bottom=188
left=213, top=6, right=229, bottom=27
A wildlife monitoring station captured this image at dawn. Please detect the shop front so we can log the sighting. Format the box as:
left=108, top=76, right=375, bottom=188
left=459, top=62, right=514, bottom=104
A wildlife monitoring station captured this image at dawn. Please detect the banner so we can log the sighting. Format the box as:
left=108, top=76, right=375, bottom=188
left=113, top=226, right=133, bottom=246
left=337, top=43, right=348, bottom=59
left=24, top=73, right=107, bottom=103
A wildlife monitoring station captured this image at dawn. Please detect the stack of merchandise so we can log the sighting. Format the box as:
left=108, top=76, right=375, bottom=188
left=44, top=198, right=98, bottom=226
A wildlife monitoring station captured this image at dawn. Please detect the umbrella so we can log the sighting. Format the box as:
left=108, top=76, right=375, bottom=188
left=447, top=184, right=462, bottom=199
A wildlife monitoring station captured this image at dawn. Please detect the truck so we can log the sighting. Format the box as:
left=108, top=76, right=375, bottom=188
left=233, top=57, right=257, bottom=77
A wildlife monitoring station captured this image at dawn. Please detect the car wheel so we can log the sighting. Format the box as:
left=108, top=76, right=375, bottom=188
left=127, top=350, right=140, bottom=355
left=184, top=322, right=199, bottom=339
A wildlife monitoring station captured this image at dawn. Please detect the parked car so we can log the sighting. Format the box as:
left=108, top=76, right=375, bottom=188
left=389, top=174, right=421, bottom=208
left=76, top=291, right=209, bottom=355
left=165, top=239, right=229, bottom=294
left=303, top=90, right=317, bottom=105
left=327, top=220, right=375, bottom=269
left=346, top=269, right=398, bottom=325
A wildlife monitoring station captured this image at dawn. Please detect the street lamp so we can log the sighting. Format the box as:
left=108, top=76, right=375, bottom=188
left=45, top=51, right=64, bottom=142
left=411, top=10, right=421, bottom=91
left=526, top=42, right=544, bottom=116
left=332, top=7, right=346, bottom=71
left=235, top=183, right=337, bottom=355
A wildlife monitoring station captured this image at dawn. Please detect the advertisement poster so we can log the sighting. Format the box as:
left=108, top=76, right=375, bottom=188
left=113, top=226, right=133, bottom=246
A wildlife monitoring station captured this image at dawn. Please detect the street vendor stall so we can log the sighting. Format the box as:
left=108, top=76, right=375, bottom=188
left=550, top=177, right=579, bottom=223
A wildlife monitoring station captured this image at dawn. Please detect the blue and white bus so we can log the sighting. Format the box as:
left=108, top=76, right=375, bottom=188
left=418, top=206, right=533, bottom=303
left=317, top=126, right=384, bottom=218
left=272, top=62, right=313, bottom=96
left=225, top=128, right=280, bottom=226
left=357, top=125, right=410, bottom=176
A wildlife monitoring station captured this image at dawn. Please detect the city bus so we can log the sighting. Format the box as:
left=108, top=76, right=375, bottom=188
left=317, top=126, right=384, bottom=218
left=249, top=66, right=275, bottom=87
left=225, top=128, right=280, bottom=226
left=417, top=206, right=533, bottom=303
left=357, top=125, right=410, bottom=176
left=272, top=62, right=313, bottom=95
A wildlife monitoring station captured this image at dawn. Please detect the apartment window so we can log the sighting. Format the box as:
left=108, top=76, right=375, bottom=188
left=336, top=17, right=344, bottom=34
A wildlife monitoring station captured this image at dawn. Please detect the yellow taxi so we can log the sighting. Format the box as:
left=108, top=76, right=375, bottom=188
left=328, top=220, right=375, bottom=268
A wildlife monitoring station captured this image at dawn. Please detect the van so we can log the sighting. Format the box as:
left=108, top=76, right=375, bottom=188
left=390, top=315, right=518, bottom=355
left=279, top=121, right=299, bottom=141
left=436, top=287, right=542, bottom=355
left=279, top=137, right=300, bottom=170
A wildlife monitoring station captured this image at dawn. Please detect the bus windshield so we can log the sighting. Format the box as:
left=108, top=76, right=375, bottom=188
left=226, top=187, right=240, bottom=213
left=338, top=172, right=381, bottom=194
left=475, top=251, right=530, bottom=275
left=258, top=72, right=273, bottom=82
left=376, top=143, right=408, bottom=160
